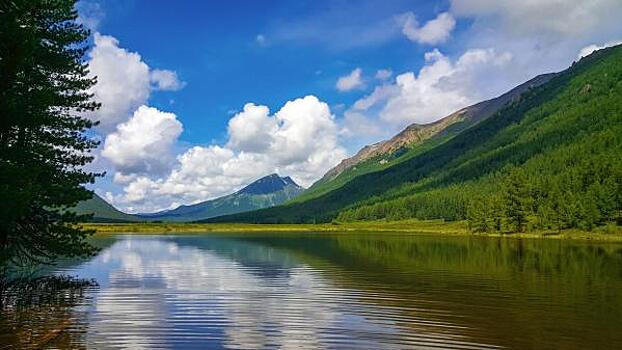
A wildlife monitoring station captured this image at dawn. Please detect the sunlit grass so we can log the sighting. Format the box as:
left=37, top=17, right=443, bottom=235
left=80, top=219, right=622, bottom=241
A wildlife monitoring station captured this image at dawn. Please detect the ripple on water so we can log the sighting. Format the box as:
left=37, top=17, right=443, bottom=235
left=1, top=233, right=621, bottom=349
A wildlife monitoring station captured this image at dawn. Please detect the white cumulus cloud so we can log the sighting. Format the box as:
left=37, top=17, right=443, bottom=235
left=227, top=104, right=277, bottom=153
left=109, top=96, right=346, bottom=213
left=349, top=48, right=512, bottom=128
left=150, top=69, right=186, bottom=91
left=87, top=34, right=151, bottom=132
left=87, top=34, right=184, bottom=132
left=577, top=40, right=622, bottom=59
left=400, top=12, right=455, bottom=45
left=102, top=106, right=183, bottom=176
left=336, top=68, right=364, bottom=92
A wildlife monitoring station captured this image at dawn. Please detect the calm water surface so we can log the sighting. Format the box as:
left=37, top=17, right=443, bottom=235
left=1, top=233, right=622, bottom=349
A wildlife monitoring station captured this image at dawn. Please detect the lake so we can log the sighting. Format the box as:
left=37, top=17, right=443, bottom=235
left=1, top=233, right=622, bottom=349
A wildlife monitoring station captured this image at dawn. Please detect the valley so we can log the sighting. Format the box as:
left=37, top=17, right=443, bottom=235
left=75, top=45, right=622, bottom=240
left=3, top=2, right=622, bottom=348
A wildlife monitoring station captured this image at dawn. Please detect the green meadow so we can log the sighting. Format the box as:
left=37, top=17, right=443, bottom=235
left=82, top=220, right=622, bottom=242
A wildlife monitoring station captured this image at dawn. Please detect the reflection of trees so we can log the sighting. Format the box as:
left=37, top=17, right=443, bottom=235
left=0, top=272, right=97, bottom=349
left=233, top=234, right=622, bottom=350
left=0, top=236, right=113, bottom=348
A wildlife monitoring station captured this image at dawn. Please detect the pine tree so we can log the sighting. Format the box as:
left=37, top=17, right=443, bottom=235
left=467, top=199, right=489, bottom=232
left=0, top=0, right=101, bottom=266
left=504, top=170, right=531, bottom=233
left=489, top=194, right=504, bottom=232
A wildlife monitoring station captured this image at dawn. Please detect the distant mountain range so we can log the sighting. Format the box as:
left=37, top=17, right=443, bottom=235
left=137, top=174, right=303, bottom=222
left=73, top=174, right=304, bottom=222
left=77, top=45, right=622, bottom=232
left=207, top=44, right=622, bottom=227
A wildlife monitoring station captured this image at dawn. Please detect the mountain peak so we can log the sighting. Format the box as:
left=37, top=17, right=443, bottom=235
left=238, top=173, right=301, bottom=195
left=137, top=173, right=304, bottom=221
left=282, top=176, right=296, bottom=185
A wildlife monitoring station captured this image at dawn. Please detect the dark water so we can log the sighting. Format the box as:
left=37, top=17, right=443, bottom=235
left=2, top=233, right=622, bottom=349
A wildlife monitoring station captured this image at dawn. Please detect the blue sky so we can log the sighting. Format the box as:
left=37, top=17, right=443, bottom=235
left=89, top=0, right=439, bottom=145
left=79, top=0, right=622, bottom=212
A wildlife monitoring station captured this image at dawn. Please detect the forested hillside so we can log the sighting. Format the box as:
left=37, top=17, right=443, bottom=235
left=208, top=45, right=622, bottom=233
left=73, top=194, right=142, bottom=222
left=295, top=73, right=554, bottom=203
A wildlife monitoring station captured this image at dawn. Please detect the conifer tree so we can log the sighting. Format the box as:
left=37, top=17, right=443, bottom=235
left=504, top=170, right=531, bottom=232
left=0, top=0, right=100, bottom=266
left=467, top=199, right=491, bottom=233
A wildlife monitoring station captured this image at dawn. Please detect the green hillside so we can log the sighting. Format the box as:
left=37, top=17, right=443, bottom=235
left=208, top=45, right=622, bottom=232
left=293, top=73, right=554, bottom=204
left=73, top=193, right=142, bottom=223
left=140, top=174, right=304, bottom=222
left=291, top=134, right=444, bottom=204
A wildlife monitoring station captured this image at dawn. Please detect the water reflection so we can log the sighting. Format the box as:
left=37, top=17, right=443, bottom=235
left=0, top=274, right=97, bottom=348
left=75, top=236, right=441, bottom=349
left=2, top=233, right=622, bottom=349
left=238, top=234, right=622, bottom=349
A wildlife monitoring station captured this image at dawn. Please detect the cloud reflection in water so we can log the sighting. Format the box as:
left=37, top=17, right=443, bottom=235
left=73, top=236, right=408, bottom=349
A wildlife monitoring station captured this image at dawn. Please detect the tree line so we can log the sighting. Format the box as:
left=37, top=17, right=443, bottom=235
left=337, top=129, right=622, bottom=233
left=213, top=44, right=622, bottom=226
left=335, top=45, right=622, bottom=233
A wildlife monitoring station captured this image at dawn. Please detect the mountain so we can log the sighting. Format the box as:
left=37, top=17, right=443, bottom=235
left=139, top=174, right=304, bottom=222
left=294, top=73, right=555, bottom=203
left=207, top=44, right=622, bottom=231
left=73, top=193, right=142, bottom=223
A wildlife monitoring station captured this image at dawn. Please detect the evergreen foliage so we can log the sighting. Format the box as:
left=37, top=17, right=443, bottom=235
left=211, top=44, right=622, bottom=233
left=0, top=0, right=100, bottom=265
left=503, top=170, right=531, bottom=232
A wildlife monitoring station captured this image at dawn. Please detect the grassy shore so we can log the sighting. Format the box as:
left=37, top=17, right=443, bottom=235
left=81, top=220, right=622, bottom=242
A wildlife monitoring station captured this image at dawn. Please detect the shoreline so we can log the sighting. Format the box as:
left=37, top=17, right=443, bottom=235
left=82, top=220, right=622, bottom=242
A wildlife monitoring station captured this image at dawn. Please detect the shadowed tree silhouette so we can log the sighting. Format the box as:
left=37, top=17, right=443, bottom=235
left=0, top=0, right=101, bottom=266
